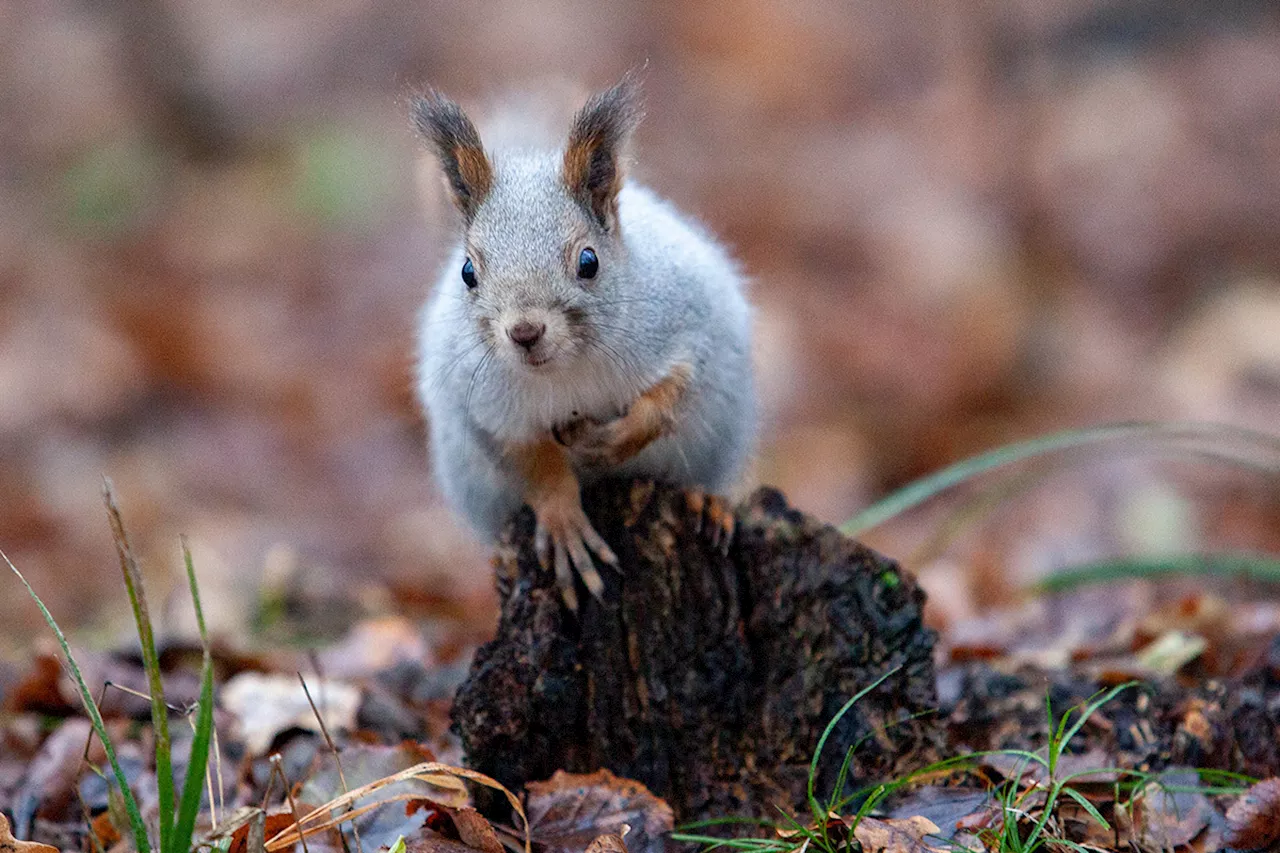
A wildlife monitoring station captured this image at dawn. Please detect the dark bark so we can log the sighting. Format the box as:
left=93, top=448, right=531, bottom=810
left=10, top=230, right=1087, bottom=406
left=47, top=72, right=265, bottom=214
left=451, top=480, right=943, bottom=822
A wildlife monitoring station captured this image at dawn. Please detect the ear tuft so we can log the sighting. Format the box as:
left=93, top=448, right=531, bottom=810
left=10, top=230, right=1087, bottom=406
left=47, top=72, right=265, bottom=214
left=411, top=91, right=493, bottom=223
left=563, top=72, right=644, bottom=231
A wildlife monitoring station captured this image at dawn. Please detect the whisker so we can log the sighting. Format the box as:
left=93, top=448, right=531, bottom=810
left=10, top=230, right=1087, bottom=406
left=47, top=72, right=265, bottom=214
left=461, top=344, right=496, bottom=462
left=422, top=336, right=490, bottom=395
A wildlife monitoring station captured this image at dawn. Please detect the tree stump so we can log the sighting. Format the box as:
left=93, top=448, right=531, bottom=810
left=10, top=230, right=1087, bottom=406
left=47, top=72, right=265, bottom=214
left=451, top=481, right=942, bottom=822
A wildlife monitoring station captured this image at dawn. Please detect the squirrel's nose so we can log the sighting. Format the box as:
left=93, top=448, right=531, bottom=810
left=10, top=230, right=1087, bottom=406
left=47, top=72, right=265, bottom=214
left=507, top=321, right=546, bottom=350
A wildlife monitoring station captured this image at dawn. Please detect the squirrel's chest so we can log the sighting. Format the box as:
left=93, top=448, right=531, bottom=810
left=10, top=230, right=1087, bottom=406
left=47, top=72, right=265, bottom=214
left=476, top=361, right=634, bottom=443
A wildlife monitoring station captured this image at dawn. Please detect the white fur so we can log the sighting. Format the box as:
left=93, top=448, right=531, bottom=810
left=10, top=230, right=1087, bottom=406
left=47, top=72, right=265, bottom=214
left=417, top=152, right=755, bottom=540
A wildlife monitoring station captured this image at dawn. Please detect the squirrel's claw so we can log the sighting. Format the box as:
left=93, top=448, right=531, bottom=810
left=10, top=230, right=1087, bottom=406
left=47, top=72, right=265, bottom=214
left=685, top=488, right=734, bottom=555
left=534, top=505, right=614, bottom=611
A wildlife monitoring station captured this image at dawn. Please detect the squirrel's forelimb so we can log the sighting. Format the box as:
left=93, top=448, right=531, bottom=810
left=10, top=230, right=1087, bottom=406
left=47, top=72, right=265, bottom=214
left=503, top=435, right=615, bottom=610
left=554, top=362, right=693, bottom=469
left=504, top=362, right=692, bottom=610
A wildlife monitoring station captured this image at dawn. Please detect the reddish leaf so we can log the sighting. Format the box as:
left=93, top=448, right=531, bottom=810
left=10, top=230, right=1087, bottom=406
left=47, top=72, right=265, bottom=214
left=406, top=800, right=503, bottom=853
left=525, top=770, right=672, bottom=853
left=1225, top=777, right=1280, bottom=850
left=227, top=812, right=298, bottom=853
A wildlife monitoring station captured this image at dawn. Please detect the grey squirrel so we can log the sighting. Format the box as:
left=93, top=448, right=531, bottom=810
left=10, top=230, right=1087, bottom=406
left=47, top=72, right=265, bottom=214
left=412, top=74, right=756, bottom=609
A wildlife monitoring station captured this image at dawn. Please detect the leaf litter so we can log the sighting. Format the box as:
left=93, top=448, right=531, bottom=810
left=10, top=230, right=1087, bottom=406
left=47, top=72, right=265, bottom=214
left=5, top=497, right=1280, bottom=853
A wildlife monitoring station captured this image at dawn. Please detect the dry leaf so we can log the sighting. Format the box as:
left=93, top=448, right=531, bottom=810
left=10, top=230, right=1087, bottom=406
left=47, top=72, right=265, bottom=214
left=853, top=816, right=945, bottom=853
left=1225, top=777, right=1280, bottom=850
left=297, top=743, right=467, bottom=852
left=89, top=810, right=122, bottom=849
left=405, top=835, right=484, bottom=853
left=1135, top=772, right=1213, bottom=850
left=0, top=814, right=59, bottom=853
left=888, top=788, right=994, bottom=841
left=221, top=672, right=361, bottom=755
left=584, top=828, right=630, bottom=853
left=228, top=812, right=303, bottom=853
left=525, top=770, right=671, bottom=853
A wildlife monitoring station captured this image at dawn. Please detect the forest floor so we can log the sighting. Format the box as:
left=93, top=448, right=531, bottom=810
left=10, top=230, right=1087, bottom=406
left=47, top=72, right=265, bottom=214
left=3, top=481, right=1280, bottom=853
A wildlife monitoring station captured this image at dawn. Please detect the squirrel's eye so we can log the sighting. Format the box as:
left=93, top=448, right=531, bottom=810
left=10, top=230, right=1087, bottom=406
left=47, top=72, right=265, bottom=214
left=577, top=247, right=599, bottom=280
left=461, top=257, right=477, bottom=289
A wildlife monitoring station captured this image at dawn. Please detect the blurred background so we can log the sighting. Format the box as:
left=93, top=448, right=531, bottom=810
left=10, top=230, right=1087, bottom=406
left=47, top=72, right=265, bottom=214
left=2, top=0, right=1279, bottom=648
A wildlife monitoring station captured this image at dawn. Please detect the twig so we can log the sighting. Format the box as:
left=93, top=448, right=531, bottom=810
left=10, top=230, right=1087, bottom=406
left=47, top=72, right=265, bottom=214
left=273, top=754, right=312, bottom=853
left=299, top=672, right=363, bottom=853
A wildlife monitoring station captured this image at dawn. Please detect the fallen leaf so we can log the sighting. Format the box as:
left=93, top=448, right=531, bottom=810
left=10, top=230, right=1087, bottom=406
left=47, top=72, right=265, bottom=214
left=853, top=816, right=945, bottom=853
left=525, top=770, right=672, bottom=853
left=0, top=813, right=58, bottom=853
left=982, top=748, right=1118, bottom=785
left=888, top=788, right=994, bottom=840
left=450, top=807, right=504, bottom=853
left=298, top=743, right=468, bottom=852
left=8, top=718, right=95, bottom=836
left=406, top=801, right=504, bottom=853
left=2, top=655, right=71, bottom=715
left=1136, top=630, right=1207, bottom=675
left=221, top=672, right=361, bottom=755
left=405, top=835, right=482, bottom=853
left=228, top=812, right=298, bottom=853
left=1225, top=777, right=1280, bottom=850
left=1135, top=770, right=1213, bottom=850
left=584, top=828, right=630, bottom=853
left=89, top=810, right=122, bottom=849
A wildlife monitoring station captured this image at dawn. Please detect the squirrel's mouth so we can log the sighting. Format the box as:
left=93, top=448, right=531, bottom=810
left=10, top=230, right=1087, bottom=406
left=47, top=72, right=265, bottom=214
left=521, top=353, right=551, bottom=368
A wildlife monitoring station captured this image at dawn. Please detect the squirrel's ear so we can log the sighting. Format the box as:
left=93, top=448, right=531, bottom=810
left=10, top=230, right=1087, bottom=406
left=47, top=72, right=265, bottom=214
left=411, top=91, right=493, bottom=223
left=563, top=73, right=643, bottom=231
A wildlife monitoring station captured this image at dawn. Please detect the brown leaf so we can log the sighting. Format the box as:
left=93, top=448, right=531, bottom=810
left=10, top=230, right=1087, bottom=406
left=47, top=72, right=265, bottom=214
left=0, top=813, right=58, bottom=853
left=89, top=810, right=122, bottom=850
left=525, top=770, right=672, bottom=853
left=405, top=835, right=484, bottom=853
left=887, top=787, right=997, bottom=840
left=584, top=828, right=630, bottom=853
left=853, top=816, right=945, bottom=853
left=450, top=806, right=504, bottom=853
left=404, top=797, right=507, bottom=853
left=8, top=718, right=96, bottom=834
left=228, top=812, right=299, bottom=853
left=981, top=748, right=1118, bottom=786
left=1225, top=777, right=1280, bottom=850
left=298, top=743, right=467, bottom=852
left=3, top=655, right=71, bottom=715
left=1135, top=772, right=1213, bottom=850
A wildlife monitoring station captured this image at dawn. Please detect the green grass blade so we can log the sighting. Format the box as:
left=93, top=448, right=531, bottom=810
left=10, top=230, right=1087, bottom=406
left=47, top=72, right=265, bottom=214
left=1058, top=684, right=1135, bottom=757
left=826, top=744, right=857, bottom=814
left=996, top=749, right=1049, bottom=769
left=840, top=421, right=1280, bottom=536
left=806, top=667, right=899, bottom=820
left=669, top=835, right=787, bottom=852
left=677, top=817, right=780, bottom=831
left=1059, top=787, right=1110, bottom=832
left=5, top=552, right=152, bottom=853
left=1029, top=553, right=1280, bottom=594
left=104, top=481, right=174, bottom=851
left=171, top=541, right=215, bottom=853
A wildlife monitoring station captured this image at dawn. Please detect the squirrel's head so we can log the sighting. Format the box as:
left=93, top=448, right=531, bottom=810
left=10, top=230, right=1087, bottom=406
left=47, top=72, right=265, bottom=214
left=413, top=75, right=643, bottom=373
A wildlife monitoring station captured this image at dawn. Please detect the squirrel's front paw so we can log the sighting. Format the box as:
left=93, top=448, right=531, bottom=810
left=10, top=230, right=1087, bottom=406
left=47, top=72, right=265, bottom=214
left=685, top=488, right=735, bottom=554
left=552, top=416, right=625, bottom=469
left=532, top=497, right=618, bottom=611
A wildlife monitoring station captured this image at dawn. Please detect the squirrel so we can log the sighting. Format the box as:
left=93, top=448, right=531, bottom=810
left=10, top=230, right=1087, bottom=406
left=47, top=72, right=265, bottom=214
left=411, top=74, right=756, bottom=610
